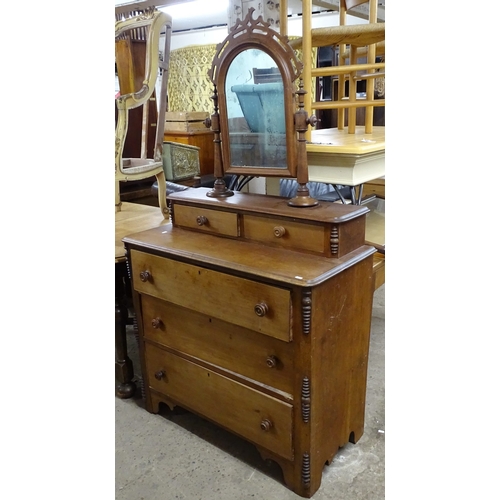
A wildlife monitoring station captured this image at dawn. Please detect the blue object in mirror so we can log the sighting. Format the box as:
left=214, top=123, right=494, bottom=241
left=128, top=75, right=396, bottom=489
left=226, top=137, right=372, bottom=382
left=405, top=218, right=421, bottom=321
left=224, top=49, right=287, bottom=169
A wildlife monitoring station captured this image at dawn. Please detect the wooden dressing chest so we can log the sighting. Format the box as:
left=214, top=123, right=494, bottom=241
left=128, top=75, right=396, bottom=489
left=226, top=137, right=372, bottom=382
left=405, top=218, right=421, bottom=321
left=123, top=188, right=376, bottom=498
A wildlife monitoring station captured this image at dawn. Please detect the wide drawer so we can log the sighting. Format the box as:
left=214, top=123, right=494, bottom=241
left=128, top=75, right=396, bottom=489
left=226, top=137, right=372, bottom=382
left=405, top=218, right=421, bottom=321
left=146, top=343, right=294, bottom=460
left=172, top=204, right=239, bottom=237
left=131, top=249, right=292, bottom=341
left=141, top=295, right=294, bottom=395
left=242, top=214, right=327, bottom=255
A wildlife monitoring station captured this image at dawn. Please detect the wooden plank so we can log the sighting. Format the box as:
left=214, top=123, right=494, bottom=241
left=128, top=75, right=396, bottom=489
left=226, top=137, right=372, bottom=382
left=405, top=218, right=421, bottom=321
left=363, top=177, right=385, bottom=199
left=164, top=120, right=208, bottom=132
left=372, top=252, right=385, bottom=290
left=165, top=111, right=209, bottom=122
left=115, top=202, right=168, bottom=262
left=308, top=126, right=385, bottom=154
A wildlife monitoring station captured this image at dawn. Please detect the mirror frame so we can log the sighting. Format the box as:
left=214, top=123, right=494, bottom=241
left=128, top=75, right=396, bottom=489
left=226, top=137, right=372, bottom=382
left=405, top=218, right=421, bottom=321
left=208, top=9, right=303, bottom=178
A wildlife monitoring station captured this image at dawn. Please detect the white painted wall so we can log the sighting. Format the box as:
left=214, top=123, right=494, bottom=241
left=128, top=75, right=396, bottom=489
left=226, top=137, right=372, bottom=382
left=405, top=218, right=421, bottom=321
left=169, top=12, right=366, bottom=50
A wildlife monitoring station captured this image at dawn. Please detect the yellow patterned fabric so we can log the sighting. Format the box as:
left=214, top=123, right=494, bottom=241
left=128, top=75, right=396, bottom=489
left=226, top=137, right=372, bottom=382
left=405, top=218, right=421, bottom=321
left=374, top=56, right=385, bottom=98
left=167, top=44, right=217, bottom=113
left=374, top=76, right=385, bottom=98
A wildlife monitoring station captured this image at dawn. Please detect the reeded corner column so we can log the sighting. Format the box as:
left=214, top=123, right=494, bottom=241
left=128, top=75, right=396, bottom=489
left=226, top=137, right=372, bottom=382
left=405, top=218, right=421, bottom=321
left=288, top=80, right=318, bottom=208
left=205, top=87, right=234, bottom=198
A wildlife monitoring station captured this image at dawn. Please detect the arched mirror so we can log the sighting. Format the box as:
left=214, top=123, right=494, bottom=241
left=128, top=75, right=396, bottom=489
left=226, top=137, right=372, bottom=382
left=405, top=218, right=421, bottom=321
left=207, top=10, right=301, bottom=179
left=224, top=48, right=288, bottom=172
left=206, top=8, right=317, bottom=206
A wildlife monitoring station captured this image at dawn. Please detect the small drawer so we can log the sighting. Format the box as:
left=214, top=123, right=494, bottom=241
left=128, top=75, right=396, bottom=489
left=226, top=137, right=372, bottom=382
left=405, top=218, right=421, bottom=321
left=141, top=295, right=294, bottom=395
left=131, top=250, right=292, bottom=342
left=243, top=214, right=327, bottom=255
left=172, top=203, right=239, bottom=237
left=146, top=344, right=293, bottom=460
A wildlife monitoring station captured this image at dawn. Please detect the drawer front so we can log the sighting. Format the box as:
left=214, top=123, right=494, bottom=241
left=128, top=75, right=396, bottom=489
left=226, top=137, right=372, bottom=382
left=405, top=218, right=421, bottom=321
left=173, top=204, right=239, bottom=237
left=131, top=250, right=292, bottom=341
left=146, top=343, right=293, bottom=460
left=243, top=215, right=326, bottom=254
left=142, top=295, right=294, bottom=395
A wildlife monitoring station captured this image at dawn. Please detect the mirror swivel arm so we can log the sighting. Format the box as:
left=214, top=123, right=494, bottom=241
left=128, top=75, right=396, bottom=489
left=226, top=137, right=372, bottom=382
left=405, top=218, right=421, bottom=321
left=206, top=86, right=234, bottom=199
left=288, top=80, right=319, bottom=208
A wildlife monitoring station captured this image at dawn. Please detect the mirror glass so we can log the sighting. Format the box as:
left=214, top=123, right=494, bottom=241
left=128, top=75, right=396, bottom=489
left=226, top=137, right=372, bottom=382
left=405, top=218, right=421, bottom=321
left=224, top=48, right=287, bottom=169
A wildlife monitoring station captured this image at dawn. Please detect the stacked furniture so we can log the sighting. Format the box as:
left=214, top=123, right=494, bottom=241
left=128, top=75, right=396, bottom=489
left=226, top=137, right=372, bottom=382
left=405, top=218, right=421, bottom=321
left=274, top=0, right=386, bottom=287
left=163, top=44, right=219, bottom=179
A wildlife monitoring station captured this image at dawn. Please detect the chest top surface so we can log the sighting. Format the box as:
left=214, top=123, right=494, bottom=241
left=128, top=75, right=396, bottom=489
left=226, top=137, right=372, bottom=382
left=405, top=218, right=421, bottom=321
left=123, top=228, right=375, bottom=288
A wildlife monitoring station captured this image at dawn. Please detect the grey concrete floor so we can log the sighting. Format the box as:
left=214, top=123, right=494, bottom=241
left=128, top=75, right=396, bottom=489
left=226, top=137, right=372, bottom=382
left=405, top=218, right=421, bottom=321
left=116, top=284, right=385, bottom=500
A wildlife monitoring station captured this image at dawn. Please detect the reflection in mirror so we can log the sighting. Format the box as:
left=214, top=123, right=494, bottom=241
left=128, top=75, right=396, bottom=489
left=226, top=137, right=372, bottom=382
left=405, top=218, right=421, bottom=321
left=225, top=49, right=287, bottom=169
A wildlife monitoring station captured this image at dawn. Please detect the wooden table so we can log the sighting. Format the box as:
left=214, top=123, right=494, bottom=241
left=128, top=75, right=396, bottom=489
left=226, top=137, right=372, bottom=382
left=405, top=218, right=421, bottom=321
left=266, top=126, right=385, bottom=202
left=115, top=202, right=168, bottom=398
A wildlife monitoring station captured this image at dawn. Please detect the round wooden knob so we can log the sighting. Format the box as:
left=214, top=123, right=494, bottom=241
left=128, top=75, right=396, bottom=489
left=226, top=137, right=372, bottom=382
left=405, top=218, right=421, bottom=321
left=307, top=114, right=318, bottom=127
left=273, top=226, right=286, bottom=238
left=260, top=419, right=273, bottom=432
left=266, top=355, right=278, bottom=368
left=254, top=302, right=269, bottom=317
left=196, top=215, right=208, bottom=226
left=139, top=270, right=151, bottom=282
left=151, top=317, right=162, bottom=329
left=154, top=370, right=165, bottom=380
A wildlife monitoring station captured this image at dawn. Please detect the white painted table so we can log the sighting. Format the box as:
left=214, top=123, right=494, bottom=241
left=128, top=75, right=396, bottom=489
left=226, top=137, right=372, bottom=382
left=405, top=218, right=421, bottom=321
left=307, top=126, right=385, bottom=186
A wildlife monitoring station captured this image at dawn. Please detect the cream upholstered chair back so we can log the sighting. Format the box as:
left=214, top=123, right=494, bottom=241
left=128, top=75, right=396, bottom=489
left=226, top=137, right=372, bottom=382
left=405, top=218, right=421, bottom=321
left=115, top=9, right=172, bottom=216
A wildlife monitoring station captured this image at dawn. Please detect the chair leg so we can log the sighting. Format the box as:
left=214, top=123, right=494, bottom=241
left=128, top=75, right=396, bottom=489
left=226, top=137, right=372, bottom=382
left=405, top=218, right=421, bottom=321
left=156, top=171, right=169, bottom=218
left=115, top=179, right=122, bottom=212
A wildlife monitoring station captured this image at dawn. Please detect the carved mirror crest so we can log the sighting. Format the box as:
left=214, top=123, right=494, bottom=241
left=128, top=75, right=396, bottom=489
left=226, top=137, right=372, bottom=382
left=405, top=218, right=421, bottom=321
left=205, top=9, right=318, bottom=206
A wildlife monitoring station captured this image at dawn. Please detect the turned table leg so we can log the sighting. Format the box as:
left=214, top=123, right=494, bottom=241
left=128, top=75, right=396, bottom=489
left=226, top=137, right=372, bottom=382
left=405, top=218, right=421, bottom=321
left=115, top=261, right=136, bottom=398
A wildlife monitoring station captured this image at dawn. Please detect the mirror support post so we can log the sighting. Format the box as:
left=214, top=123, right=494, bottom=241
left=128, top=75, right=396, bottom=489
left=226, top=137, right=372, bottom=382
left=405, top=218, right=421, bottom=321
left=206, top=86, right=234, bottom=198
left=288, top=80, right=318, bottom=207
